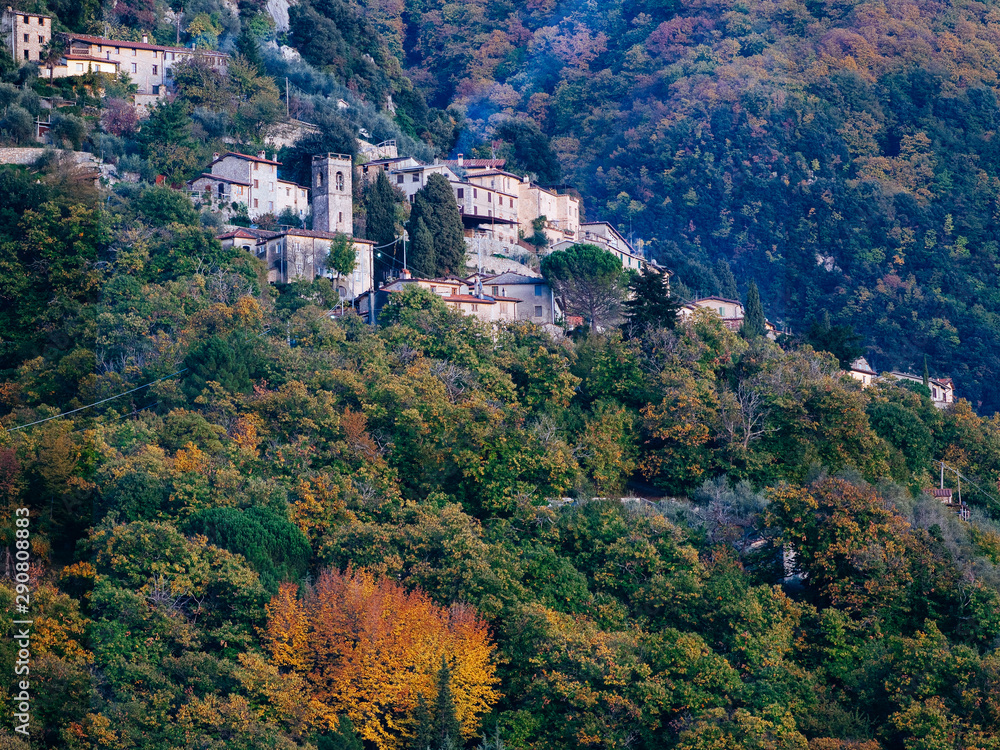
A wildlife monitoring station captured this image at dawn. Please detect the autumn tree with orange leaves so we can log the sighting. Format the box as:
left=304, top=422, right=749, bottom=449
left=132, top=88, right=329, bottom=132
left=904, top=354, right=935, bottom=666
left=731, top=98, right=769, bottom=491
left=263, top=568, right=499, bottom=750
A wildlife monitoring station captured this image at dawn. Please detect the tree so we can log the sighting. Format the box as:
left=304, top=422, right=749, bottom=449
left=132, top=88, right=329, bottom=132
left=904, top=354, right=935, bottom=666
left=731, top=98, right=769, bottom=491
left=365, top=171, right=402, bottom=282
left=327, top=233, right=358, bottom=278
left=263, top=567, right=500, bottom=750
left=805, top=311, right=864, bottom=368
left=493, top=119, right=561, bottom=184
left=433, top=657, right=462, bottom=748
left=740, top=280, right=766, bottom=339
left=714, top=259, right=739, bottom=300
left=405, top=174, right=466, bottom=277
left=623, top=267, right=679, bottom=335
left=540, top=244, right=627, bottom=330
left=183, top=333, right=253, bottom=400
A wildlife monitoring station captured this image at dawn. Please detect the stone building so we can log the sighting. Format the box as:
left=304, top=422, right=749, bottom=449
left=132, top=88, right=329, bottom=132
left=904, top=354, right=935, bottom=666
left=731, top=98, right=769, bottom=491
left=190, top=151, right=309, bottom=220
left=312, top=153, right=353, bottom=235
left=2, top=9, right=51, bottom=64
left=474, top=271, right=560, bottom=325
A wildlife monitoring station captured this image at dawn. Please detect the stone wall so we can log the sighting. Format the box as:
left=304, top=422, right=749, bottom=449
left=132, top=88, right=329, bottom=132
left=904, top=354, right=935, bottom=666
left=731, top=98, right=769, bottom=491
left=0, top=147, right=99, bottom=166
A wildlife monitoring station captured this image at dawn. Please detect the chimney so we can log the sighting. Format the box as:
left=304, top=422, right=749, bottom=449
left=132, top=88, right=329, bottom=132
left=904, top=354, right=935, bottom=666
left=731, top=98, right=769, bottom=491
left=401, top=268, right=412, bottom=279
left=141, top=33, right=148, bottom=43
left=212, top=152, right=219, bottom=161
left=257, top=150, right=266, bottom=159
left=457, top=154, right=464, bottom=166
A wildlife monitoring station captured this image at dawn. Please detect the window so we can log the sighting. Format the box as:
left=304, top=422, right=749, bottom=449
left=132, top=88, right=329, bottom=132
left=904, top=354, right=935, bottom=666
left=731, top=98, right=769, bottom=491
left=130, top=63, right=136, bottom=73
left=430, top=286, right=437, bottom=294
left=338, top=212, right=343, bottom=224
left=254, top=162, right=259, bottom=171
left=254, top=199, right=259, bottom=208
left=487, top=193, right=491, bottom=203
left=316, top=172, right=323, bottom=187
left=534, top=306, right=543, bottom=317
left=23, top=33, right=29, bottom=42
left=152, top=64, right=157, bottom=74
left=719, top=307, right=724, bottom=316
left=253, top=179, right=259, bottom=189
left=286, top=187, right=290, bottom=196
left=534, top=285, right=544, bottom=296
left=75, top=62, right=84, bottom=71
left=457, top=188, right=464, bottom=199
left=151, top=84, right=159, bottom=95
left=132, top=48, right=137, bottom=56
left=106, top=52, right=111, bottom=60
left=38, top=35, right=44, bottom=43
left=268, top=202, right=273, bottom=211
left=335, top=172, right=344, bottom=190
left=22, top=15, right=28, bottom=24
left=396, top=175, right=404, bottom=184
left=491, top=286, right=498, bottom=296
left=412, top=174, right=419, bottom=182
left=473, top=188, right=478, bottom=198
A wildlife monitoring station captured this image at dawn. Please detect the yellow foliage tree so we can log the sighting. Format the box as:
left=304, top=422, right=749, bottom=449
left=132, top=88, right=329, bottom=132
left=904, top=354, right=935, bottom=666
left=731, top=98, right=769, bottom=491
left=263, top=568, right=500, bottom=750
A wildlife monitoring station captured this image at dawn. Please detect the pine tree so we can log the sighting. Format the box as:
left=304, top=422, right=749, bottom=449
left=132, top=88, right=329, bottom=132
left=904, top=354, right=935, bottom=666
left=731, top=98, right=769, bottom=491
left=923, top=355, right=930, bottom=388
left=405, top=173, right=466, bottom=277
left=740, top=280, right=767, bottom=339
left=412, top=693, right=435, bottom=750
left=623, top=267, right=680, bottom=336
left=365, top=171, right=401, bottom=282
left=434, top=656, right=462, bottom=748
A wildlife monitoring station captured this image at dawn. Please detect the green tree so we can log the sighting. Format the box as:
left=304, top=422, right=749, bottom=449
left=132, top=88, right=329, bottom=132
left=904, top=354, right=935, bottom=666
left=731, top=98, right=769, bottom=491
left=433, top=656, right=462, bottom=749
left=740, top=280, right=766, bottom=340
left=805, top=311, right=864, bottom=368
left=540, top=244, right=627, bottom=330
left=623, top=267, right=679, bottom=336
left=714, top=259, right=739, bottom=300
left=326, top=233, right=357, bottom=277
left=365, top=170, right=402, bottom=281
left=405, top=173, right=466, bottom=277
left=493, top=119, right=561, bottom=184
left=183, top=333, right=253, bottom=400
left=411, top=694, right=435, bottom=750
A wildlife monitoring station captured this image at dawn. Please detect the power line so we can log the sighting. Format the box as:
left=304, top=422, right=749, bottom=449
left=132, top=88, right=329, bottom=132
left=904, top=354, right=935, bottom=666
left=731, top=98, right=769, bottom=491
left=6, top=370, right=187, bottom=433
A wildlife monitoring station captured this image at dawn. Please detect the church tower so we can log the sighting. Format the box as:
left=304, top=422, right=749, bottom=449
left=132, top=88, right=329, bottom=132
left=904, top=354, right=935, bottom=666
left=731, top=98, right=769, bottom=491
left=311, top=153, right=353, bottom=235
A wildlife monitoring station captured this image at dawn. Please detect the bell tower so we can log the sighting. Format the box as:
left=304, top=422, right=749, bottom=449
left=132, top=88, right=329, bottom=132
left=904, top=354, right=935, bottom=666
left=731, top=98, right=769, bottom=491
left=311, top=153, right=353, bottom=235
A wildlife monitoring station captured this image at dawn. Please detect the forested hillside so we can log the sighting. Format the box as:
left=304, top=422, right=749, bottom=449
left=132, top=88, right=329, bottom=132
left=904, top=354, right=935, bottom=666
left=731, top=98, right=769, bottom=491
left=5, top=160, right=1000, bottom=749
left=364, top=0, right=1000, bottom=412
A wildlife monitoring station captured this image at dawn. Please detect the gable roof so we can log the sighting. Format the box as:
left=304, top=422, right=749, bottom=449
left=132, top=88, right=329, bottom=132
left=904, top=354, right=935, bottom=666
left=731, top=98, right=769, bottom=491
left=211, top=151, right=281, bottom=167
left=481, top=272, right=545, bottom=286
left=65, top=32, right=215, bottom=55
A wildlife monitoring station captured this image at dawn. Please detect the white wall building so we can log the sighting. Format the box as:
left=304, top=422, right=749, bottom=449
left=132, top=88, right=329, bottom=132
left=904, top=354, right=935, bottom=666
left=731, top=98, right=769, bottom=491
left=2, top=9, right=51, bottom=64
left=190, top=151, right=308, bottom=220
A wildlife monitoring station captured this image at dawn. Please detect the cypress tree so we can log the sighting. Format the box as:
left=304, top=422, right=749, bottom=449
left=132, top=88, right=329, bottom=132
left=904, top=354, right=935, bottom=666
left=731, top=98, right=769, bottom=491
left=433, top=656, right=461, bottom=748
left=623, top=267, right=680, bottom=336
left=365, top=170, right=401, bottom=281
left=405, top=173, right=466, bottom=277
left=410, top=217, right=436, bottom=280
left=740, top=280, right=767, bottom=339
left=923, top=355, right=930, bottom=388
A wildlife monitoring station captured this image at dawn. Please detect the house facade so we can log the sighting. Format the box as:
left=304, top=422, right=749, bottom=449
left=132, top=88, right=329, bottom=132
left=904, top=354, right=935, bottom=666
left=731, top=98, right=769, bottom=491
left=848, top=357, right=877, bottom=387
left=191, top=151, right=309, bottom=220
left=358, top=271, right=519, bottom=324
left=2, top=9, right=51, bottom=64
left=887, top=371, right=956, bottom=409
left=46, top=32, right=226, bottom=105
left=218, top=227, right=373, bottom=294
left=475, top=271, right=559, bottom=325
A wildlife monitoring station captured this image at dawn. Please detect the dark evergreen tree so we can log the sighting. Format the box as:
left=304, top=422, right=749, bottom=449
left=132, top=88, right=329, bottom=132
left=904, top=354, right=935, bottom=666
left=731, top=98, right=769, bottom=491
left=622, top=267, right=680, bottom=336
left=411, top=693, right=435, bottom=750
left=805, top=311, right=864, bottom=368
left=433, top=656, right=461, bottom=749
left=405, top=174, right=466, bottom=277
left=235, top=29, right=266, bottom=75
left=493, top=119, right=561, bottom=184
left=318, top=715, right=364, bottom=750
left=365, top=170, right=402, bottom=282
left=410, top=217, right=436, bottom=279
left=740, top=280, right=767, bottom=339
left=183, top=333, right=253, bottom=400
left=714, top=259, right=739, bottom=300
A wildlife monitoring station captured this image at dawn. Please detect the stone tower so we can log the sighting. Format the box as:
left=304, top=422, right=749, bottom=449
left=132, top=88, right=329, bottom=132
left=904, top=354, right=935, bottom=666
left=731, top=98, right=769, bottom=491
left=311, top=153, right=353, bottom=235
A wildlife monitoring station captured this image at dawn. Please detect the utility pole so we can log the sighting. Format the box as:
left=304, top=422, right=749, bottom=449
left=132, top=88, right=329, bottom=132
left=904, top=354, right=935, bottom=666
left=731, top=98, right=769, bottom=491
left=285, top=77, right=289, bottom=119
left=369, top=240, right=375, bottom=325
